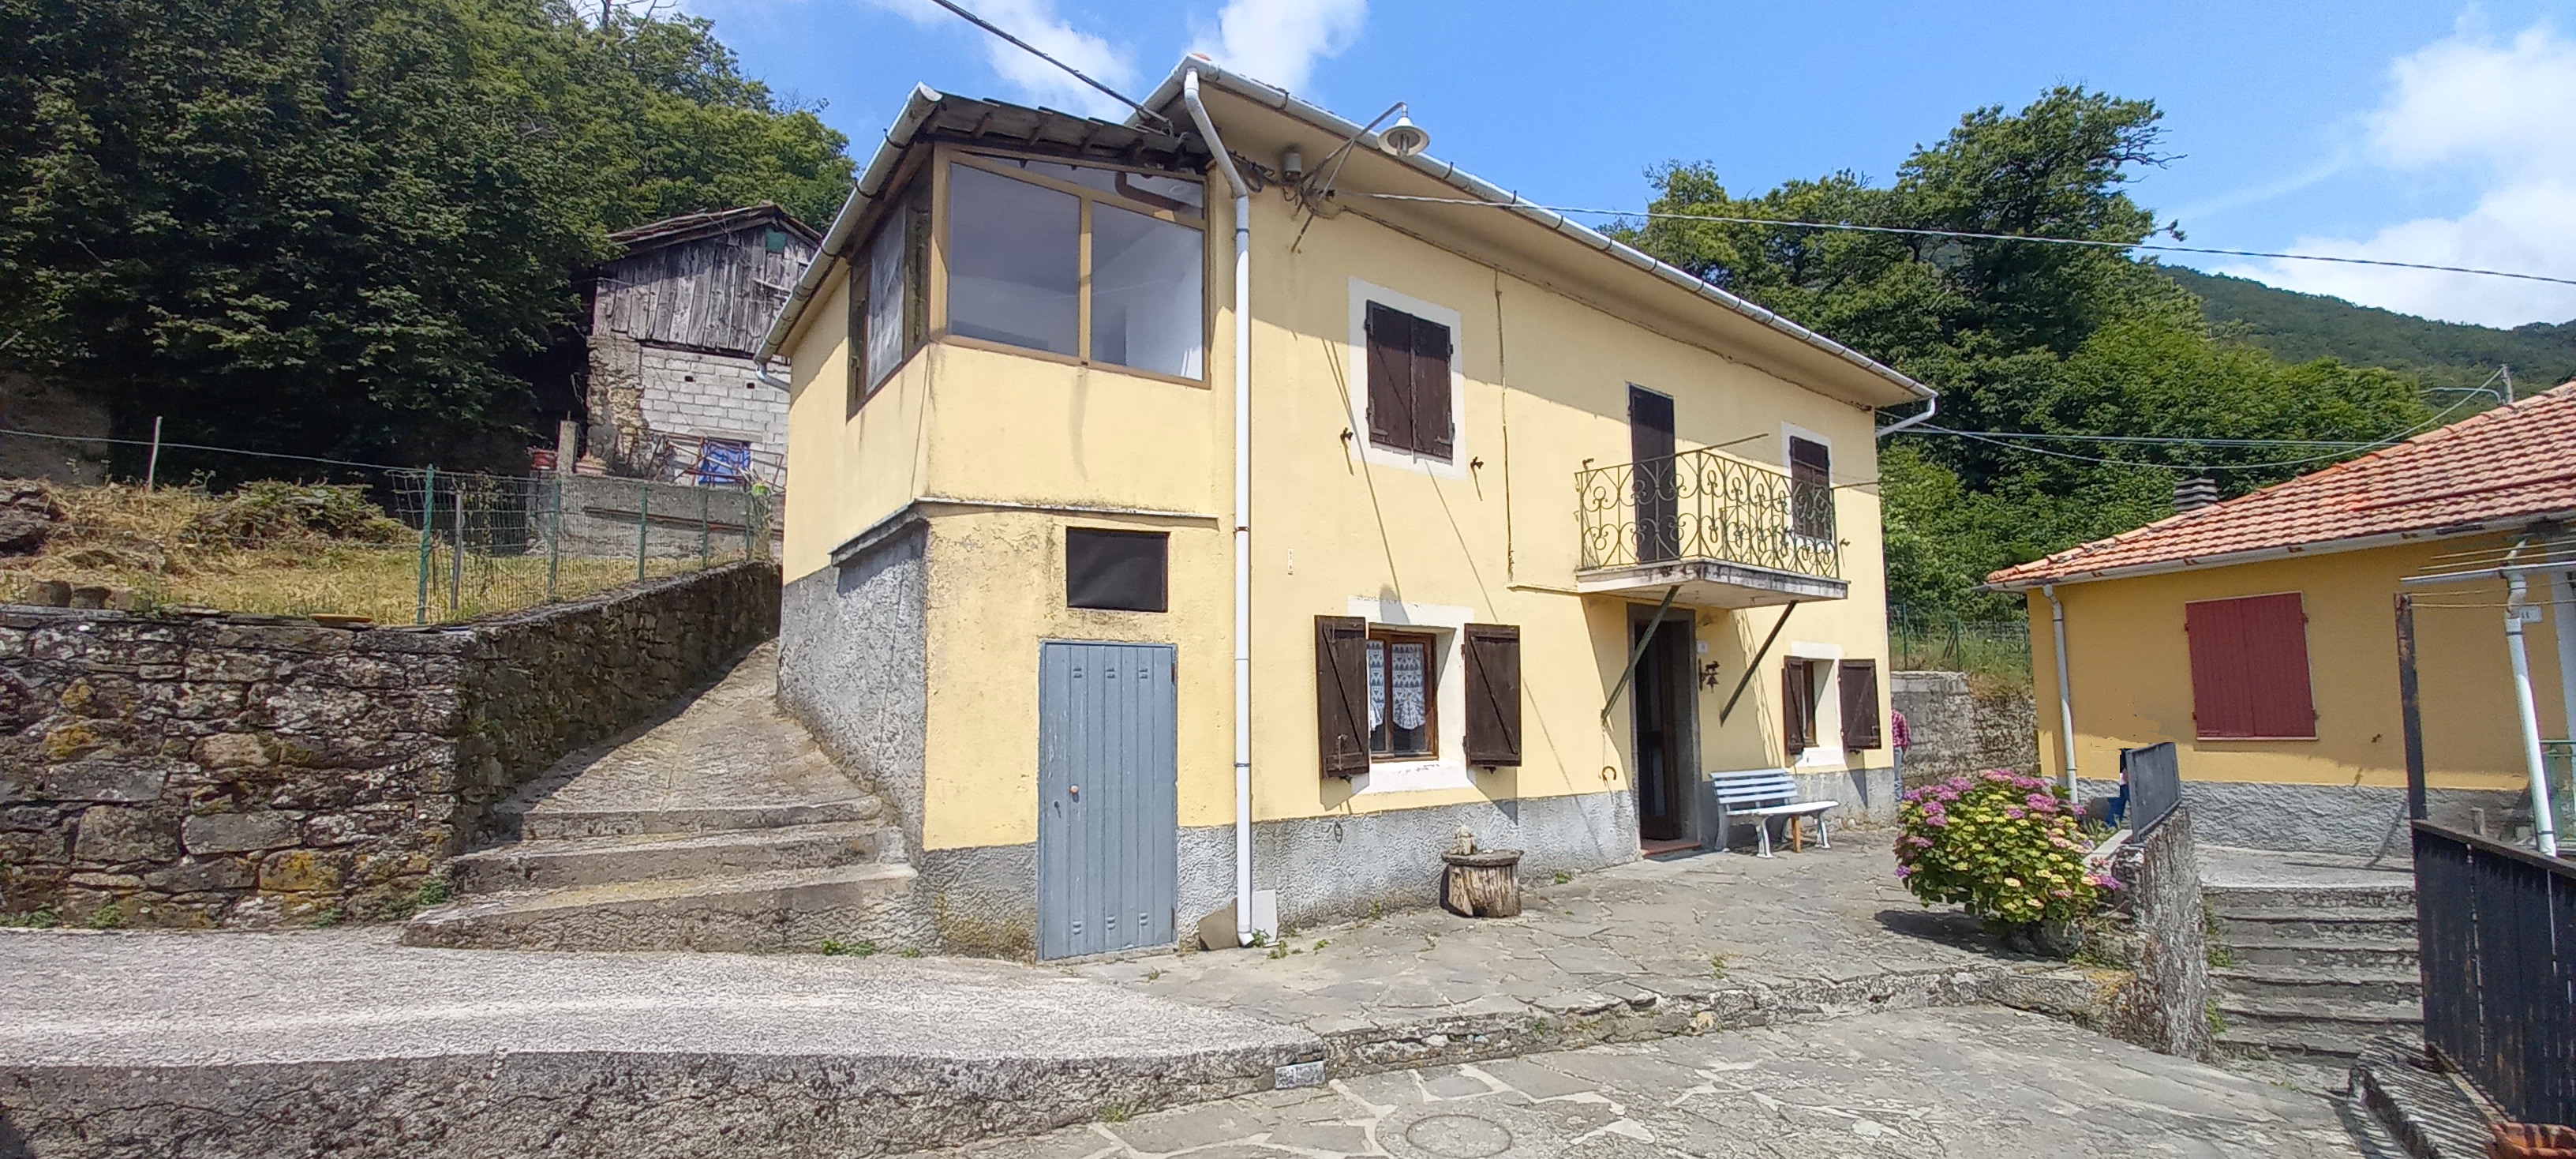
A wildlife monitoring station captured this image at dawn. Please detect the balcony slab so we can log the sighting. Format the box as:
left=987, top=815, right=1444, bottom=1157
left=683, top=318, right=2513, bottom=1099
left=1574, top=557, right=1848, bottom=608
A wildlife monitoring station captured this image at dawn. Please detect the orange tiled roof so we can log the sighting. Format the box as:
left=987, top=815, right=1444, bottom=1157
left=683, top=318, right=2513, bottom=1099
left=1984, top=381, right=2576, bottom=588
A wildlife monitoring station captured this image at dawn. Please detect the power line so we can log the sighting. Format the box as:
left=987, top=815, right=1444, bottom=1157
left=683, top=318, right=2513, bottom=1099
left=1346, top=193, right=2576, bottom=289
left=0, top=426, right=409, bottom=473
left=1915, top=429, right=2384, bottom=448
left=1913, top=389, right=2485, bottom=473
left=921, top=0, right=1173, bottom=132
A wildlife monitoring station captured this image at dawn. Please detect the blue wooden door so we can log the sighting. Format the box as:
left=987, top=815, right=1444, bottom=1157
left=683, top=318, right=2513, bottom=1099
left=1037, top=641, right=1178, bottom=960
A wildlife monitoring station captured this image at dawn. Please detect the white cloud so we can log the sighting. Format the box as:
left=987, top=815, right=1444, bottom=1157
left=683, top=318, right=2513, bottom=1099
left=867, top=0, right=1137, bottom=120
left=1191, top=0, right=1367, bottom=93
left=2218, top=23, right=2576, bottom=327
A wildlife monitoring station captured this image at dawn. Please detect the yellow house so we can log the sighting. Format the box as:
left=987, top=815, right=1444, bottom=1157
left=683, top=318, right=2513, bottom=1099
left=752, top=59, right=1936, bottom=959
left=1986, top=383, right=2576, bottom=853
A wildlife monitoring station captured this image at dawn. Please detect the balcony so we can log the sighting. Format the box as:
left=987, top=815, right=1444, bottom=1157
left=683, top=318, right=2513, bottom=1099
left=1574, top=446, right=1848, bottom=608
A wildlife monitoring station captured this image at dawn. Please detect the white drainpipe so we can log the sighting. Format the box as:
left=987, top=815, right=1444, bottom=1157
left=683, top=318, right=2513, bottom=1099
left=1181, top=69, right=1256, bottom=945
left=1874, top=392, right=1936, bottom=440
left=2503, top=546, right=2559, bottom=857
left=2043, top=583, right=2077, bottom=800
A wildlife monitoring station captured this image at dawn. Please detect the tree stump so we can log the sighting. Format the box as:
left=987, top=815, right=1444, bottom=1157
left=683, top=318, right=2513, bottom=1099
left=1440, top=850, right=1523, bottom=917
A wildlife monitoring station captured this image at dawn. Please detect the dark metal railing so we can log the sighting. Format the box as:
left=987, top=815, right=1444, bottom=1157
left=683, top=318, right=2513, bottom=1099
left=1575, top=447, right=1840, bottom=579
left=2413, top=821, right=2576, bottom=1127
left=2121, top=741, right=2181, bottom=834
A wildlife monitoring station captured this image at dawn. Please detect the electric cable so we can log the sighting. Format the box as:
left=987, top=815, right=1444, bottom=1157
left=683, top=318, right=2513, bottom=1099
left=921, top=0, right=1173, bottom=133
left=1346, top=193, right=2576, bottom=288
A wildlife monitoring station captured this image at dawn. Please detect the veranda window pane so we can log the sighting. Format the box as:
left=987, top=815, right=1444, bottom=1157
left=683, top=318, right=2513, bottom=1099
left=990, top=157, right=1204, bottom=212
left=864, top=211, right=906, bottom=387
left=1089, top=202, right=1203, bottom=378
left=947, top=163, right=1079, bottom=356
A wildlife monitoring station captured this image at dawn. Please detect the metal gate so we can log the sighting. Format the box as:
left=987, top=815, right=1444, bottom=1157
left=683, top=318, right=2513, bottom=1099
left=1037, top=641, right=1178, bottom=960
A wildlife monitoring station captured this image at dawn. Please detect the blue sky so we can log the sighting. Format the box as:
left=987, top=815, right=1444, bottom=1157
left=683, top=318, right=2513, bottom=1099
left=692, top=0, right=2576, bottom=328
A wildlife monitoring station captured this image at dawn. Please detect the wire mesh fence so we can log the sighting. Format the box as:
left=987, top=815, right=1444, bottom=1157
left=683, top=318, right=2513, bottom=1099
left=0, top=466, right=773, bottom=626
left=1889, top=610, right=2032, bottom=684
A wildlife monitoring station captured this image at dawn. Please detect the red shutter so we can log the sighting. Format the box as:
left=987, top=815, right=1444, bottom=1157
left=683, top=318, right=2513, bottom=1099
left=1411, top=316, right=1454, bottom=460
left=1363, top=304, right=1412, bottom=450
left=1839, top=659, right=1882, bottom=750
left=1316, top=616, right=1372, bottom=775
left=1462, top=623, right=1521, bottom=765
left=2185, top=593, right=2315, bottom=741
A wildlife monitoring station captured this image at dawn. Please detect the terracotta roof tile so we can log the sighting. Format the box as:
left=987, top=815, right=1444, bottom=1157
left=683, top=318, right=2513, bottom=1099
left=1984, top=381, right=2576, bottom=588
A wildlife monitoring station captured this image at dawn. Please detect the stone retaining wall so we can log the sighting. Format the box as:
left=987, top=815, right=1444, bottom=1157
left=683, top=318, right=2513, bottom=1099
left=1891, top=671, right=2038, bottom=782
left=0, top=561, right=778, bottom=927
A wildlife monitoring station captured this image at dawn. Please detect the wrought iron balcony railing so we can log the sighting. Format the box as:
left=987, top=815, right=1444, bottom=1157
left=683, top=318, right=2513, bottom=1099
left=1576, top=446, right=1840, bottom=580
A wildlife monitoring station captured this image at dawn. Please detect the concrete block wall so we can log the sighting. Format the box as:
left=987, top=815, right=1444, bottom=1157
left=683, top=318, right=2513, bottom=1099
left=635, top=347, right=787, bottom=469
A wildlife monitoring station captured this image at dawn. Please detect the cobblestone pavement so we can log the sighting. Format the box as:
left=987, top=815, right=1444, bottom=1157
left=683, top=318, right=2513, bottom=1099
left=916, top=1007, right=2367, bottom=1159
left=1071, top=840, right=2048, bottom=1065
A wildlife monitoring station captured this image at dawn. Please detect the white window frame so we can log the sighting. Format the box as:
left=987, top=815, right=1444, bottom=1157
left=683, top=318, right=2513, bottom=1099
left=1342, top=595, right=1477, bottom=793
left=1346, top=278, right=1467, bottom=480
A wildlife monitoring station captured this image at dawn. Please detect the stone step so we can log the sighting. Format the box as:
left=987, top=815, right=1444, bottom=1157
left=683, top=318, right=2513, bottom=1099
left=400, top=862, right=918, bottom=953
left=2211, top=964, right=2421, bottom=1006
left=2203, top=883, right=2415, bottom=918
left=2224, top=939, right=2418, bottom=971
left=447, top=822, right=898, bottom=896
left=2217, top=910, right=2416, bottom=944
left=2215, top=996, right=2421, bottom=1061
left=508, top=793, right=884, bottom=841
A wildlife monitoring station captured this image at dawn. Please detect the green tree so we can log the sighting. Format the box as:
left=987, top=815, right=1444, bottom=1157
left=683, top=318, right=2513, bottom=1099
left=1621, top=88, right=2432, bottom=617
left=0, top=0, right=849, bottom=464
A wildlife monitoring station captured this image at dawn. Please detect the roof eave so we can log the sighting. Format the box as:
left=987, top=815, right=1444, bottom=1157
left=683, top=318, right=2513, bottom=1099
left=1133, top=58, right=1935, bottom=411
left=754, top=84, right=949, bottom=365
left=1981, top=510, right=2576, bottom=591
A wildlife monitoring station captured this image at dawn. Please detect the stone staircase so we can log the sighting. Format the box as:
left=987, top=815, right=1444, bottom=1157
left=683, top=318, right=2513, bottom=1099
left=2206, top=880, right=2421, bottom=1061
left=402, top=642, right=919, bottom=952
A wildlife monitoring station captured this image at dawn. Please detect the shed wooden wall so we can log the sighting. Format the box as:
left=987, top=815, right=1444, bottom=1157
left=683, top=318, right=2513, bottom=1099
left=595, top=226, right=816, bottom=355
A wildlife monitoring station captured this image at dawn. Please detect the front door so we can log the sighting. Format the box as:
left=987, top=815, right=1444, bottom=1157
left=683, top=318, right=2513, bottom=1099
left=1631, top=614, right=1695, bottom=842
left=1037, top=641, right=1178, bottom=960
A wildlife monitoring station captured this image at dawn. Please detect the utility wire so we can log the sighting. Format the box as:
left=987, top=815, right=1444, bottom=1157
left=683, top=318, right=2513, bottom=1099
left=922, top=0, right=1174, bottom=132
left=0, top=426, right=410, bottom=473
left=1346, top=193, right=2576, bottom=288
left=1912, top=429, right=2385, bottom=448
left=1915, top=388, right=2485, bottom=472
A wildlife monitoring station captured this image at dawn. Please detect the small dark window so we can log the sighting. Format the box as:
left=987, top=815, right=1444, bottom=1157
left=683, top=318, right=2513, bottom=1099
left=1363, top=302, right=1454, bottom=459
left=1065, top=528, right=1167, bottom=612
left=763, top=228, right=788, bottom=253
left=1782, top=658, right=1822, bottom=756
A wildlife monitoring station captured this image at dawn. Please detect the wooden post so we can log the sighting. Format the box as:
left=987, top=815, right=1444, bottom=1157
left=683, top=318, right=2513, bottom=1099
left=144, top=416, right=163, bottom=491
left=2398, top=594, right=2428, bottom=821
left=555, top=419, right=578, bottom=477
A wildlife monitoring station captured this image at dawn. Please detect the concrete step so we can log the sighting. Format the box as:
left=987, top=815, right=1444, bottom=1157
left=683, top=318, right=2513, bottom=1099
left=2217, top=910, right=2416, bottom=944
left=448, top=822, right=898, bottom=896
left=401, top=862, right=918, bottom=953
left=2211, top=964, right=2421, bottom=1006
left=2203, top=882, right=2414, bottom=913
left=2215, top=996, right=2421, bottom=1060
left=508, top=793, right=884, bottom=841
left=2224, top=939, right=2417, bottom=971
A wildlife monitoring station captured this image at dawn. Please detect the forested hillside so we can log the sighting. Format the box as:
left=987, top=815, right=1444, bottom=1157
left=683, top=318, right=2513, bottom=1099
left=0, top=0, right=854, bottom=466
left=2161, top=267, right=2576, bottom=394
left=1622, top=91, right=2433, bottom=620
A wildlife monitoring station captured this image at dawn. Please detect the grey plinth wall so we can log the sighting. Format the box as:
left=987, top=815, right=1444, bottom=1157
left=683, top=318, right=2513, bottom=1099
left=0, top=562, right=779, bottom=927
left=1891, top=671, right=2037, bottom=782
left=777, top=524, right=929, bottom=878
left=2076, top=775, right=2525, bottom=857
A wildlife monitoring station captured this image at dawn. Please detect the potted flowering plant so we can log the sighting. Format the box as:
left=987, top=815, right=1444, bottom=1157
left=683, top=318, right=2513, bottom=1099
left=1894, top=770, right=2115, bottom=954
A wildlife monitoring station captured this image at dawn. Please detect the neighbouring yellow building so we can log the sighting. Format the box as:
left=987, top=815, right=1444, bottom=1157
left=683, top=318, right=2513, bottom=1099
left=754, top=59, right=1936, bottom=959
left=1986, top=383, right=2576, bottom=854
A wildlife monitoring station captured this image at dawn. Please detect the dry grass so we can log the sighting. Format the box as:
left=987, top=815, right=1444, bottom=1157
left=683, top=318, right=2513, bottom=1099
left=0, top=482, right=724, bottom=625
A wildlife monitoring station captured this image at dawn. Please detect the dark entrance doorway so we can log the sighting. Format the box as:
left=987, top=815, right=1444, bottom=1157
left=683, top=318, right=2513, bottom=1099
left=1631, top=610, right=1696, bottom=844
left=1629, top=385, right=1676, bottom=562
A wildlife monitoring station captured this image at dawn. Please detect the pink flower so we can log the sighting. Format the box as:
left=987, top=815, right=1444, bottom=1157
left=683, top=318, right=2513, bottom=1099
left=1925, top=815, right=1949, bottom=827
left=1896, top=866, right=1915, bottom=878
left=1982, top=771, right=2011, bottom=783
left=2004, top=808, right=2024, bottom=820
left=2024, top=793, right=2055, bottom=809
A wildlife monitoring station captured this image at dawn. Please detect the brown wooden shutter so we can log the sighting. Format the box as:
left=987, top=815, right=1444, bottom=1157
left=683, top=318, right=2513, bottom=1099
left=1782, top=659, right=1812, bottom=755
left=1411, top=315, right=1454, bottom=460
left=1363, top=304, right=1411, bottom=450
left=2186, top=593, right=2315, bottom=740
left=1316, top=615, right=1372, bottom=776
left=1838, top=659, right=1882, bottom=750
left=1462, top=623, right=1522, bottom=765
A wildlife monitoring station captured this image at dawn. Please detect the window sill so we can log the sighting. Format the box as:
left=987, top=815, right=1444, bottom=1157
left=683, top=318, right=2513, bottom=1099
left=2192, top=734, right=2321, bottom=743
left=1348, top=759, right=1476, bottom=795
left=938, top=333, right=1211, bottom=390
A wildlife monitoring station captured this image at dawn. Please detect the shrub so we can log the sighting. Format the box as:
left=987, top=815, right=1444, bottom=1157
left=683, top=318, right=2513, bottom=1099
left=1895, top=769, right=2114, bottom=928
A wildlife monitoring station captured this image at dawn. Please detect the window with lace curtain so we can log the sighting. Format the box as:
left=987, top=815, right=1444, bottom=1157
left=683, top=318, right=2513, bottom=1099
left=1365, top=628, right=1438, bottom=759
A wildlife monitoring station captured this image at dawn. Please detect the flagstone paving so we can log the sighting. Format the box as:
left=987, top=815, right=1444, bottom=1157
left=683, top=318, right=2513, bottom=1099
left=1069, top=839, right=2059, bottom=1071
left=911, top=1005, right=2370, bottom=1159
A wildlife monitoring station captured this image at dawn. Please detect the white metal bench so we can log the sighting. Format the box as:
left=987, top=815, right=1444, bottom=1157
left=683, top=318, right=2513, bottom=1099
left=1710, top=769, right=1837, bottom=857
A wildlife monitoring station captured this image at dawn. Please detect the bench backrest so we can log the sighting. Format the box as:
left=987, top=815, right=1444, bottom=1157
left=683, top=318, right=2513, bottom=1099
left=1711, top=770, right=1799, bottom=809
